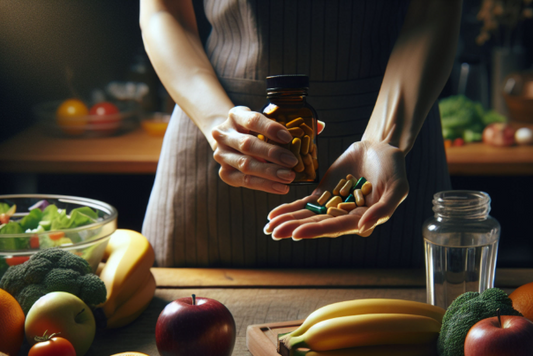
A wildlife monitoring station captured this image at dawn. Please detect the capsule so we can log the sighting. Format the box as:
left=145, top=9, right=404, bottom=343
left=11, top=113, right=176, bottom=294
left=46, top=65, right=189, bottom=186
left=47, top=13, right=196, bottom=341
left=354, top=177, right=367, bottom=190
left=317, top=191, right=332, bottom=205
left=344, top=194, right=355, bottom=203
left=354, top=189, right=365, bottom=206
left=339, top=179, right=353, bottom=197
left=332, top=179, right=346, bottom=196
left=361, top=181, right=373, bottom=195
left=301, top=135, right=310, bottom=155
left=286, top=117, right=305, bottom=128
left=325, top=195, right=343, bottom=209
left=306, top=202, right=327, bottom=214
left=288, top=127, right=304, bottom=138
left=327, top=207, right=348, bottom=217
left=257, top=134, right=265, bottom=141
left=300, top=123, right=314, bottom=137
left=338, top=202, right=356, bottom=212
left=290, top=138, right=305, bottom=172
left=346, top=174, right=357, bottom=186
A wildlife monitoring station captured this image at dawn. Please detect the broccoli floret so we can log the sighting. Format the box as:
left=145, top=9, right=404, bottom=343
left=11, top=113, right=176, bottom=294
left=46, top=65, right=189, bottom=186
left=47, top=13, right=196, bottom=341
left=0, top=248, right=106, bottom=314
left=437, top=288, right=522, bottom=356
left=78, top=274, right=108, bottom=306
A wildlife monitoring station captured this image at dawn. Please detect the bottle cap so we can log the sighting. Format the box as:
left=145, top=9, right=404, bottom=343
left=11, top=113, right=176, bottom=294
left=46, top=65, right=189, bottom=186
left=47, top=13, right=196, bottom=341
left=266, top=74, right=309, bottom=91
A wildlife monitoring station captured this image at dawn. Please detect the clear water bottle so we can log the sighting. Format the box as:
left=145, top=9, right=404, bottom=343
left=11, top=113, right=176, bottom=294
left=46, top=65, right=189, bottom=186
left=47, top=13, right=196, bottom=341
left=423, top=190, right=500, bottom=309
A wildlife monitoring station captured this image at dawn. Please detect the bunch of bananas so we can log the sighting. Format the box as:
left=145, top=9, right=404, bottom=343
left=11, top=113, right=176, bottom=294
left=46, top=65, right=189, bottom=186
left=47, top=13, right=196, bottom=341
left=96, top=229, right=156, bottom=329
left=278, top=298, right=445, bottom=356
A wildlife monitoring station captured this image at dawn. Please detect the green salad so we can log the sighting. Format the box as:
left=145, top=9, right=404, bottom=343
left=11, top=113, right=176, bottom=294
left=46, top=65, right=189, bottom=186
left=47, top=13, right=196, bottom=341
left=0, top=202, right=98, bottom=250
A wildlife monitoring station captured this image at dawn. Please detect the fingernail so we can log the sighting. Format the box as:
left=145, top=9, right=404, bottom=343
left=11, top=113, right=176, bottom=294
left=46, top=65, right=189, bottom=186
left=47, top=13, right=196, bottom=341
left=271, top=235, right=282, bottom=241
left=292, top=236, right=302, bottom=241
left=263, top=223, right=272, bottom=235
left=273, top=183, right=289, bottom=193
left=281, top=153, right=298, bottom=167
left=277, top=169, right=294, bottom=181
left=277, top=130, right=293, bottom=143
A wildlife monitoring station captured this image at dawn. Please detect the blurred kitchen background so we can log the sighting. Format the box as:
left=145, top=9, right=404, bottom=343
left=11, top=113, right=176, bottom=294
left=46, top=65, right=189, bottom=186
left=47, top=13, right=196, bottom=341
left=0, top=1, right=532, bottom=267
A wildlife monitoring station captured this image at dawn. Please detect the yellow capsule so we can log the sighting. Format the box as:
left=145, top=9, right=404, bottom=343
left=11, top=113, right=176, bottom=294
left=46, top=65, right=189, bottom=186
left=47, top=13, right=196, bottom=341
left=300, top=123, right=314, bottom=137
left=327, top=207, right=348, bottom=217
left=354, top=189, right=365, bottom=206
left=325, top=195, right=343, bottom=209
left=302, top=153, right=313, bottom=168
left=310, top=143, right=317, bottom=159
left=339, top=179, right=353, bottom=197
left=317, top=191, right=332, bottom=206
left=332, top=179, right=346, bottom=196
left=301, top=135, right=310, bottom=155
left=257, top=134, right=265, bottom=141
left=361, top=181, right=373, bottom=195
left=337, top=202, right=356, bottom=212
left=313, top=158, right=319, bottom=170
left=346, top=174, right=357, bottom=186
left=290, top=138, right=301, bottom=155
left=288, top=127, right=304, bottom=138
left=286, top=117, right=305, bottom=128
left=305, top=161, right=316, bottom=180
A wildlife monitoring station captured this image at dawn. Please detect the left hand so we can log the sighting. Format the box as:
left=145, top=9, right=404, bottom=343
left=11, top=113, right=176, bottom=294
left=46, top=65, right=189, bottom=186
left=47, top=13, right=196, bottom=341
left=264, top=140, right=409, bottom=240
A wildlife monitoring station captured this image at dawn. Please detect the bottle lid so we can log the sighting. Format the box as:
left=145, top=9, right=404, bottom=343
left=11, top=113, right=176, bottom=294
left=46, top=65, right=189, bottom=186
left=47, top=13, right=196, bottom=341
left=266, top=74, right=309, bottom=91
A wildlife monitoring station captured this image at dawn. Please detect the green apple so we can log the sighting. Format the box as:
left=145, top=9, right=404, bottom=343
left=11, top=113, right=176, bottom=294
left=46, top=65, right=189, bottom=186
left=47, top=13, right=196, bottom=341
left=25, top=292, right=96, bottom=356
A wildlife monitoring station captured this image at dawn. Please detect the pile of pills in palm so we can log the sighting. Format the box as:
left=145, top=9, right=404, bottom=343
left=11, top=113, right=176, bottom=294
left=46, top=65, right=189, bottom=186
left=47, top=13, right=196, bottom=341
left=305, top=175, right=372, bottom=216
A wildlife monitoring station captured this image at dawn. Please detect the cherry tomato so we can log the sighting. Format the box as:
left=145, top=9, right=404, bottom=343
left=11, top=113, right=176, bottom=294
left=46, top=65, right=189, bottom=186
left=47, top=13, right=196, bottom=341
left=89, top=102, right=119, bottom=116
left=0, top=213, right=9, bottom=224
left=5, top=256, right=30, bottom=266
left=29, top=335, right=76, bottom=356
left=56, top=98, right=89, bottom=135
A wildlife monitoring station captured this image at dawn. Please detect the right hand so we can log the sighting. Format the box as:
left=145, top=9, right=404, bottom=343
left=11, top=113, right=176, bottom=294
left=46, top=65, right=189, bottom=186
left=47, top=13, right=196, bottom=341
left=211, top=106, right=299, bottom=194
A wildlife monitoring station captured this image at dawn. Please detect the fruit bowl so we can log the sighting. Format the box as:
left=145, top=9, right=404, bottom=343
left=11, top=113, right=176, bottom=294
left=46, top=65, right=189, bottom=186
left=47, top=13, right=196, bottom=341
left=0, top=194, right=118, bottom=278
left=34, top=100, right=139, bottom=138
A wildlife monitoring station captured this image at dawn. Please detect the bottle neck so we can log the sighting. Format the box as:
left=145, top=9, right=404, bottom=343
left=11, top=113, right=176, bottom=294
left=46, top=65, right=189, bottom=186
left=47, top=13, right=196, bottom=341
left=432, top=190, right=491, bottom=220
left=266, top=89, right=307, bottom=102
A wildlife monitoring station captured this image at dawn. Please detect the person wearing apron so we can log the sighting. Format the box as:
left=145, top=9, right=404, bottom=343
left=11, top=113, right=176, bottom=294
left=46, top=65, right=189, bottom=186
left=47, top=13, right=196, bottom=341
left=139, top=0, right=462, bottom=268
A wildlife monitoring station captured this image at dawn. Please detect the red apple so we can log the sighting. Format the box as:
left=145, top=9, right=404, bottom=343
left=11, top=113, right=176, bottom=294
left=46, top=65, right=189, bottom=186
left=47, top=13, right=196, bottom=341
left=464, top=312, right=533, bottom=356
left=482, top=123, right=516, bottom=147
left=155, top=295, right=236, bottom=356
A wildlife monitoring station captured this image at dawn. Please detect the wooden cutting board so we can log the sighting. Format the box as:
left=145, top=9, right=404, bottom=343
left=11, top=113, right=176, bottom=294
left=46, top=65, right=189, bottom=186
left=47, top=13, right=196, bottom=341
left=246, top=319, right=304, bottom=356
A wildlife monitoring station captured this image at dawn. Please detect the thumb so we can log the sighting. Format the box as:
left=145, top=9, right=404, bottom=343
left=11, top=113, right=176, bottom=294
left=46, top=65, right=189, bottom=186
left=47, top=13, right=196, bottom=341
left=358, top=188, right=407, bottom=234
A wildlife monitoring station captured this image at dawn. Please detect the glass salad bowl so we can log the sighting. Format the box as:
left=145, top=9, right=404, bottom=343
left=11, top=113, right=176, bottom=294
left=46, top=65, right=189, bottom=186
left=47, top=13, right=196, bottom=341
left=0, top=194, right=118, bottom=279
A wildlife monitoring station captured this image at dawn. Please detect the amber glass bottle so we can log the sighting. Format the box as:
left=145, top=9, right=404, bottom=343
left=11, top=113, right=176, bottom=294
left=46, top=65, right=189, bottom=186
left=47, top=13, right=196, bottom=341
left=262, top=74, right=319, bottom=184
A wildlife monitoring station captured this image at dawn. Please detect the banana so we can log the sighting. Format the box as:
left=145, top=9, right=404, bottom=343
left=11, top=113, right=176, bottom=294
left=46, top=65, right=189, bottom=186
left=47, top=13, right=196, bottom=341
left=286, top=313, right=441, bottom=351
left=97, top=229, right=155, bottom=321
left=300, top=342, right=437, bottom=356
left=105, top=270, right=156, bottom=329
left=285, top=299, right=444, bottom=339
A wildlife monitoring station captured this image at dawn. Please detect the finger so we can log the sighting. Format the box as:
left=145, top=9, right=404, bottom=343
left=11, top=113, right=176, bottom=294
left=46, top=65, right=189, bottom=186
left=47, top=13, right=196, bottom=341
left=271, top=213, right=334, bottom=240
left=219, top=166, right=290, bottom=194
left=214, top=146, right=295, bottom=183
left=213, top=131, right=298, bottom=168
left=229, top=107, right=293, bottom=144
left=358, top=186, right=408, bottom=234
left=290, top=206, right=369, bottom=239
left=265, top=208, right=317, bottom=235
left=267, top=193, right=320, bottom=220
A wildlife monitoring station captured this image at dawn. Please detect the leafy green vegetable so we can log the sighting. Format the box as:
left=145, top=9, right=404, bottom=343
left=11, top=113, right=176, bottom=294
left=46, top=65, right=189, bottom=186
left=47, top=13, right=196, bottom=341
left=438, top=95, right=507, bottom=142
left=0, top=203, right=11, bottom=214
left=0, top=221, right=24, bottom=235
left=437, top=288, right=522, bottom=356
left=19, top=209, right=43, bottom=231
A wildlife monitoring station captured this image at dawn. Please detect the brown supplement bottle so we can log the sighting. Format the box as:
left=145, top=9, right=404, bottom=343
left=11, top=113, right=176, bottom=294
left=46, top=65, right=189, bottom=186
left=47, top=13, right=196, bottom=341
left=262, top=74, right=319, bottom=184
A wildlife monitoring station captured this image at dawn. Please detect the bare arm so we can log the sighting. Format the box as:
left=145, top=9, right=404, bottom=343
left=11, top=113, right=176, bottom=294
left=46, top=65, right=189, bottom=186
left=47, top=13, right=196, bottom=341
left=363, top=0, right=463, bottom=155
left=139, top=0, right=232, bottom=149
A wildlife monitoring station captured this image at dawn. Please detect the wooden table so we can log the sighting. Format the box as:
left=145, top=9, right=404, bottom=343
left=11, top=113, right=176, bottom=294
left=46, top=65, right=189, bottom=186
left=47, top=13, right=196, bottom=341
left=15, top=267, right=524, bottom=356
left=1, top=125, right=533, bottom=176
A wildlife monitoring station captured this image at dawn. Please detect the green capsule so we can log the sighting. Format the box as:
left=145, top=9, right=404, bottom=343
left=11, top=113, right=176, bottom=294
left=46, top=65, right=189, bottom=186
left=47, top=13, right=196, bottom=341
left=354, top=177, right=367, bottom=190
left=344, top=194, right=355, bottom=203
left=306, top=203, right=327, bottom=214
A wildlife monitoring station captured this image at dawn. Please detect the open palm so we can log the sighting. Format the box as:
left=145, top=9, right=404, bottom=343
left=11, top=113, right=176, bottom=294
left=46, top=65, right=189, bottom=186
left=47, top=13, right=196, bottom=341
left=265, top=140, right=410, bottom=240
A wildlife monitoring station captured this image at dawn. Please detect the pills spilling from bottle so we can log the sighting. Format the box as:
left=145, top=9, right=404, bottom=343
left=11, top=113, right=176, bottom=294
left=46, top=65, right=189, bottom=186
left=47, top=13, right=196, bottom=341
left=306, top=175, right=372, bottom=217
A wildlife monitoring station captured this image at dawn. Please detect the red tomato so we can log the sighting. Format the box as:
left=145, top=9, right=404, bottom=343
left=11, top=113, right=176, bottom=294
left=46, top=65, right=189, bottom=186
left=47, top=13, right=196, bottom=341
left=0, top=213, right=9, bottom=224
left=89, top=102, right=119, bottom=116
left=5, top=256, right=30, bottom=266
left=30, top=235, right=40, bottom=249
left=29, top=335, right=76, bottom=356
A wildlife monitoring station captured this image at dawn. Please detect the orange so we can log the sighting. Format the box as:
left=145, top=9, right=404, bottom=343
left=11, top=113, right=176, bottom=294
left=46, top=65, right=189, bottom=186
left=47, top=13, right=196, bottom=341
left=509, top=281, right=533, bottom=321
left=0, top=288, right=25, bottom=356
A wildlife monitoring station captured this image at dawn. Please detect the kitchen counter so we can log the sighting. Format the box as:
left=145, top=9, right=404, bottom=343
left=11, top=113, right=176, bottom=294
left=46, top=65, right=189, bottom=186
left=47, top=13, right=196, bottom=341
left=37, top=267, right=531, bottom=356
left=1, top=124, right=533, bottom=176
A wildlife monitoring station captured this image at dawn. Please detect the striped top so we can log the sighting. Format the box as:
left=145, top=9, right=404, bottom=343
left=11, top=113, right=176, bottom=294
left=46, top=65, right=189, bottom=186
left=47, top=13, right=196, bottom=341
left=142, top=0, right=451, bottom=269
